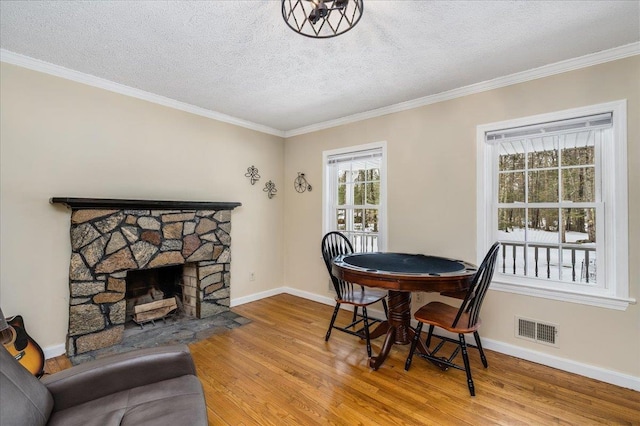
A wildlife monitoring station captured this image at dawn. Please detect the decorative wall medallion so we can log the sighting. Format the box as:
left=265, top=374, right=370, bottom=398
left=294, top=172, right=312, bottom=193
left=245, top=165, right=260, bottom=185
left=263, top=180, right=277, bottom=199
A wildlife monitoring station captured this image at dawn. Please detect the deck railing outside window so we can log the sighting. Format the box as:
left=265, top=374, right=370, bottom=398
left=345, top=232, right=378, bottom=253
left=343, top=236, right=595, bottom=283
left=499, top=241, right=596, bottom=283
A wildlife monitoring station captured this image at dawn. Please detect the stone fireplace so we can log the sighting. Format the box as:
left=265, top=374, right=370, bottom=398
left=51, top=198, right=241, bottom=356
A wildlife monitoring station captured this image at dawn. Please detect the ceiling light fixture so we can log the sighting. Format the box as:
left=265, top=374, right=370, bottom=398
left=281, top=0, right=364, bottom=39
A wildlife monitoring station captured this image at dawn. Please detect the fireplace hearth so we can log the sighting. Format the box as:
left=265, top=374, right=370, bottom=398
left=51, top=198, right=241, bottom=356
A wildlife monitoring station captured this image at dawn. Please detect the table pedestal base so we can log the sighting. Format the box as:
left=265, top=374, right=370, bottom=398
left=369, top=290, right=431, bottom=370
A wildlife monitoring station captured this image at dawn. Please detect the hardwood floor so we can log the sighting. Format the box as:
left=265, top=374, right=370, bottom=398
left=45, top=294, right=639, bottom=425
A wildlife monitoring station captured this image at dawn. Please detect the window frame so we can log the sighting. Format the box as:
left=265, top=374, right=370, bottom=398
left=477, top=100, right=631, bottom=310
left=323, top=141, right=388, bottom=252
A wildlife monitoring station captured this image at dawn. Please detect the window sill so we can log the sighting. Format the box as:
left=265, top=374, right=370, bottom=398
left=490, top=277, right=635, bottom=310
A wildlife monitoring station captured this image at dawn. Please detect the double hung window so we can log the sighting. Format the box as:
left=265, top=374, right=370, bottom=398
left=477, top=101, right=630, bottom=309
left=323, top=142, right=387, bottom=252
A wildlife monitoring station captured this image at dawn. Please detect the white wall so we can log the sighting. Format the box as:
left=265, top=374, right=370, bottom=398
left=283, top=56, right=640, bottom=380
left=0, top=63, right=285, bottom=351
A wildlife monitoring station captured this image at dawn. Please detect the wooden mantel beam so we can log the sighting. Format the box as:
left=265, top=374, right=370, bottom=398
left=50, top=197, right=242, bottom=210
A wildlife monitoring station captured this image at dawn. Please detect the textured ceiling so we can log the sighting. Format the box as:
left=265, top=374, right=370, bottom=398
left=1, top=1, right=638, bottom=134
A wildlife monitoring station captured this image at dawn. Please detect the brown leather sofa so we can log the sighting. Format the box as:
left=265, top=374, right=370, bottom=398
left=0, top=344, right=208, bottom=425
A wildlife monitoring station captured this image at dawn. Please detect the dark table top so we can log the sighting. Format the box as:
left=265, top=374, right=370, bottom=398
left=332, top=252, right=477, bottom=293
left=336, top=252, right=476, bottom=276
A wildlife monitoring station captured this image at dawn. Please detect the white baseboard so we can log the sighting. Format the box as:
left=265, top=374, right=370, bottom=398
left=232, top=286, right=336, bottom=308
left=230, top=287, right=286, bottom=307
left=43, top=343, right=66, bottom=360
left=480, top=338, right=640, bottom=391
left=276, top=287, right=336, bottom=306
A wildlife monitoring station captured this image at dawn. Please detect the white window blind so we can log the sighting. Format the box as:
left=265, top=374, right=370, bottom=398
left=486, top=113, right=612, bottom=144
left=326, top=149, right=383, bottom=165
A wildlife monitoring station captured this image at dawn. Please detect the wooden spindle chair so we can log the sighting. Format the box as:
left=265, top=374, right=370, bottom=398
left=404, top=242, right=501, bottom=396
left=321, top=231, right=388, bottom=358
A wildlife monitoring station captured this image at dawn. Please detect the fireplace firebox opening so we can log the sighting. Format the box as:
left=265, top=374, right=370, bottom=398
left=125, top=265, right=186, bottom=326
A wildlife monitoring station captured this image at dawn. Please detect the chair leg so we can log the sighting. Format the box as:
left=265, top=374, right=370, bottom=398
left=405, top=322, right=423, bottom=371
left=352, top=306, right=359, bottom=327
left=325, top=303, right=341, bottom=341
left=381, top=298, right=389, bottom=319
left=362, top=307, right=372, bottom=358
left=425, top=324, right=435, bottom=348
left=474, top=331, right=488, bottom=368
left=459, top=333, right=475, bottom=396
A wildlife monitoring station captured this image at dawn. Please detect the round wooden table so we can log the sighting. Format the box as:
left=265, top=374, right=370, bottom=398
left=332, top=252, right=477, bottom=370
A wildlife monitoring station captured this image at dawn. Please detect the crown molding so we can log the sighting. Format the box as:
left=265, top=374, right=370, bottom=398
left=0, top=49, right=286, bottom=138
left=284, top=42, right=640, bottom=137
left=2, top=43, right=638, bottom=139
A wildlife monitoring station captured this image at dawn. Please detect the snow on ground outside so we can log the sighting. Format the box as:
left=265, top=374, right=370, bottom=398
left=498, top=228, right=596, bottom=283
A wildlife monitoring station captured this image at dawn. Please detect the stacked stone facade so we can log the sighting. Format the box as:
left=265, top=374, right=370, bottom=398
left=66, top=208, right=233, bottom=356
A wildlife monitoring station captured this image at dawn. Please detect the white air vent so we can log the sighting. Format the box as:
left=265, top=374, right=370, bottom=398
left=515, top=317, right=558, bottom=346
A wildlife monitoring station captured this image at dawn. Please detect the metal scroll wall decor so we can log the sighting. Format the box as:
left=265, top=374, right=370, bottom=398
left=294, top=172, right=312, bottom=193
left=263, top=180, right=277, bottom=199
left=245, top=165, right=260, bottom=185
left=244, top=165, right=277, bottom=199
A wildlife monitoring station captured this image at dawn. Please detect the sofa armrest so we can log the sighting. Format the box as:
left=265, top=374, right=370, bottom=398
left=41, top=344, right=198, bottom=411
